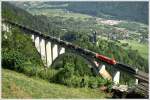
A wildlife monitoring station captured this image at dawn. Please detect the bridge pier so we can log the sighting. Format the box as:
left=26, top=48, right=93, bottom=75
left=58, top=47, right=65, bottom=55
left=31, top=34, right=35, bottom=42
left=2, top=23, right=5, bottom=31
left=2, top=23, right=7, bottom=39
left=93, top=61, right=112, bottom=80
left=2, top=23, right=9, bottom=32
left=113, top=71, right=120, bottom=84
left=7, top=23, right=10, bottom=32
left=135, top=68, right=138, bottom=85
left=45, top=41, right=52, bottom=67
left=52, top=44, right=58, bottom=61
left=34, top=36, right=41, bottom=53
left=40, top=38, right=47, bottom=66
left=98, top=64, right=112, bottom=81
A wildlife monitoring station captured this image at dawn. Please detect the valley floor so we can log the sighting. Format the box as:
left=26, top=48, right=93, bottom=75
left=2, top=69, right=111, bottom=99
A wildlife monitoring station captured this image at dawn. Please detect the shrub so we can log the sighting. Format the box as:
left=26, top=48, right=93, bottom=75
left=54, top=62, right=75, bottom=84
left=63, top=75, right=81, bottom=87
left=16, top=63, right=37, bottom=77
left=121, top=43, right=129, bottom=47
left=82, top=76, right=90, bottom=88
left=64, top=78, right=73, bottom=87
left=38, top=69, right=47, bottom=80
left=96, top=77, right=108, bottom=86
left=88, top=76, right=98, bottom=88
left=46, top=68, right=59, bottom=82
left=71, top=75, right=81, bottom=87
left=2, top=48, right=27, bottom=70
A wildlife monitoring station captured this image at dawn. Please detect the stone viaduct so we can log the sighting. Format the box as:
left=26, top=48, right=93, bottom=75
left=2, top=19, right=148, bottom=96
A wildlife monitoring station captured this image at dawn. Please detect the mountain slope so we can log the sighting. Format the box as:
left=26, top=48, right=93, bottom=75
left=2, top=69, right=111, bottom=98
left=67, top=2, right=148, bottom=24
left=2, top=2, right=60, bottom=35
left=11, top=1, right=148, bottom=24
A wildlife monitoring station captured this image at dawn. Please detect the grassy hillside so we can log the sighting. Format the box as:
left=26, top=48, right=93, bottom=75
left=27, top=8, right=92, bottom=20
left=2, top=69, right=111, bottom=99
left=120, top=40, right=148, bottom=60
